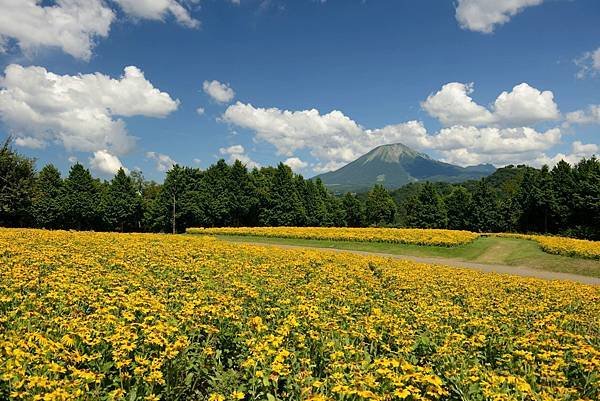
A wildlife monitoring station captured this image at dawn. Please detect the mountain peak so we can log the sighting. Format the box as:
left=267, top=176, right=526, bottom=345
left=364, top=143, right=428, bottom=164
left=314, top=143, right=495, bottom=193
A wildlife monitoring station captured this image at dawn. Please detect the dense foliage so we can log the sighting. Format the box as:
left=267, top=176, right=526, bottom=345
left=1, top=229, right=598, bottom=401
left=1, top=140, right=599, bottom=238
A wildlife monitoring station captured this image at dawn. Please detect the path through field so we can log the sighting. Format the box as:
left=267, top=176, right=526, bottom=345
left=221, top=238, right=600, bottom=285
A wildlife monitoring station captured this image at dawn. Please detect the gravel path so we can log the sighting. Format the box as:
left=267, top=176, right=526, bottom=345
left=226, top=240, right=600, bottom=286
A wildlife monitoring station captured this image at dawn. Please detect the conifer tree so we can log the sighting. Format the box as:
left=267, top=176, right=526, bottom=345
left=61, top=163, right=101, bottom=230
left=471, top=179, right=500, bottom=232
left=366, top=184, right=397, bottom=226
left=445, top=186, right=472, bottom=230
left=32, top=164, right=63, bottom=229
left=0, top=138, right=35, bottom=227
left=342, top=192, right=364, bottom=227
left=104, top=168, right=142, bottom=232
left=262, top=163, right=305, bottom=226
left=406, top=182, right=447, bottom=228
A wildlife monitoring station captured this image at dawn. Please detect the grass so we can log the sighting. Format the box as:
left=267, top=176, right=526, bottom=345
left=213, top=234, right=600, bottom=278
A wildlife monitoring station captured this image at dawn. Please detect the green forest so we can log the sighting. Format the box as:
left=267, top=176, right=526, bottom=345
left=1, top=139, right=599, bottom=239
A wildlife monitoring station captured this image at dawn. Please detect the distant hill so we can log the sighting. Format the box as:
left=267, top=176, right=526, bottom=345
left=313, top=143, right=496, bottom=193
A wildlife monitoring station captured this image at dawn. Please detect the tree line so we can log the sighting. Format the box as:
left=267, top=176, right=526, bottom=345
left=1, top=139, right=598, bottom=239
left=388, top=160, right=600, bottom=239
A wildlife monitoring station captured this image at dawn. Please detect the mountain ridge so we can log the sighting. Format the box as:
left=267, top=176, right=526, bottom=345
left=313, top=143, right=495, bottom=193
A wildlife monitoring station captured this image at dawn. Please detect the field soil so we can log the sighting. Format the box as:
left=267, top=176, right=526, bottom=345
left=215, top=235, right=600, bottom=285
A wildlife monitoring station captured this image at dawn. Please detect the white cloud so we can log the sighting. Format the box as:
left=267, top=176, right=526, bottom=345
left=0, top=0, right=198, bottom=61
left=222, top=102, right=432, bottom=171
left=219, top=144, right=260, bottom=168
left=534, top=141, right=598, bottom=167
left=432, top=125, right=562, bottom=166
left=68, top=156, right=78, bottom=164
left=203, top=80, right=235, bottom=104
left=283, top=157, right=308, bottom=172
left=455, top=0, right=544, bottom=33
left=146, top=151, right=177, bottom=172
left=14, top=136, right=46, bottom=149
left=0, top=64, right=179, bottom=155
left=422, top=82, right=493, bottom=126
left=222, top=101, right=567, bottom=171
left=566, top=105, right=600, bottom=125
left=111, top=0, right=199, bottom=28
left=89, top=149, right=128, bottom=175
left=575, top=47, right=600, bottom=79
left=492, top=83, right=560, bottom=126
left=423, top=82, right=560, bottom=127
left=571, top=140, right=598, bottom=155
left=196, top=107, right=205, bottom=115
left=0, top=0, right=114, bottom=61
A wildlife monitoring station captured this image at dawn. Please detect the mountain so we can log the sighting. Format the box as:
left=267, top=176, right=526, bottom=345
left=313, top=143, right=496, bottom=193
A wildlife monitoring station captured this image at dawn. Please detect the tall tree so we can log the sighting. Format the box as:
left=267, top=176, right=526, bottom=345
left=229, top=160, right=257, bottom=226
left=0, top=139, right=35, bottom=227
left=61, top=163, right=101, bottom=230
left=571, top=157, right=600, bottom=239
left=342, top=193, right=364, bottom=227
left=32, top=164, right=63, bottom=229
left=550, top=160, right=575, bottom=232
left=200, top=160, right=233, bottom=227
left=445, top=186, right=472, bottom=231
left=537, top=165, right=558, bottom=233
left=515, top=169, right=538, bottom=232
left=406, top=182, right=447, bottom=229
left=471, top=179, right=500, bottom=232
left=366, top=184, right=397, bottom=226
left=261, top=163, right=305, bottom=226
left=104, top=168, right=142, bottom=232
left=160, top=165, right=203, bottom=233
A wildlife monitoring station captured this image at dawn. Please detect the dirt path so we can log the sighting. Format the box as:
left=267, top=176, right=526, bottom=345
left=224, top=239, right=600, bottom=286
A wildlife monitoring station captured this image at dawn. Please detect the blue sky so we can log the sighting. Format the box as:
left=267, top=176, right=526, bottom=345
left=0, top=0, right=599, bottom=180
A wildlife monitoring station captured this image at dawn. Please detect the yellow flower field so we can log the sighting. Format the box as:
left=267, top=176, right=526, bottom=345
left=1, top=228, right=599, bottom=401
left=187, top=227, right=479, bottom=247
left=497, top=233, right=600, bottom=260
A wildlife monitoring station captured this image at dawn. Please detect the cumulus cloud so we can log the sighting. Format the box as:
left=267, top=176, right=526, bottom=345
left=0, top=0, right=114, bottom=60
left=492, top=83, right=560, bottom=126
left=146, top=151, right=177, bottom=172
left=203, top=80, right=236, bottom=104
left=221, top=100, right=571, bottom=171
left=432, top=126, right=562, bottom=166
left=112, top=0, right=199, bottom=28
left=219, top=144, right=260, bottom=168
left=283, top=157, right=308, bottom=172
left=422, top=82, right=493, bottom=126
left=0, top=64, right=179, bottom=155
left=196, top=107, right=205, bottom=115
left=455, top=0, right=544, bottom=33
left=222, top=102, right=432, bottom=171
left=89, top=149, right=128, bottom=175
left=535, top=141, right=599, bottom=167
left=575, top=47, right=600, bottom=79
left=14, top=136, right=46, bottom=149
left=422, top=82, right=560, bottom=127
left=0, top=0, right=198, bottom=60
left=566, top=105, right=600, bottom=125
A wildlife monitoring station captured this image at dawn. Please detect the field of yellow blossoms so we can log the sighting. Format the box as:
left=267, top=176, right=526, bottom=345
left=1, top=228, right=599, bottom=401
left=187, top=227, right=479, bottom=247
left=496, top=234, right=600, bottom=260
